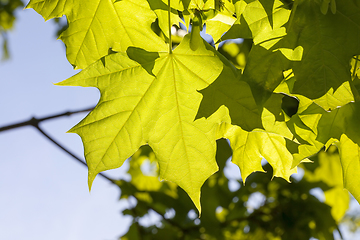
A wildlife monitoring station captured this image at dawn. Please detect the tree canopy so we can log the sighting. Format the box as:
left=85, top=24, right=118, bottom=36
left=7, top=0, right=360, bottom=238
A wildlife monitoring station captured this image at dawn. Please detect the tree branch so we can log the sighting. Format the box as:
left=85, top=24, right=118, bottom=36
left=0, top=106, right=115, bottom=183
left=0, top=106, right=94, bottom=132
left=35, top=124, right=114, bottom=183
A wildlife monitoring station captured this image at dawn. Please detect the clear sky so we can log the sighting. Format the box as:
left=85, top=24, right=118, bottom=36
left=0, top=3, right=132, bottom=240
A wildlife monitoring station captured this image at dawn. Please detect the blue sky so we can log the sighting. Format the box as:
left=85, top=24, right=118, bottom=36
left=0, top=4, right=132, bottom=240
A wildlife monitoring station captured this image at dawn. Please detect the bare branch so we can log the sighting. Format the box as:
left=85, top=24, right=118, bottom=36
left=0, top=106, right=94, bottom=132
left=35, top=124, right=114, bottom=183
left=0, top=106, right=115, bottom=183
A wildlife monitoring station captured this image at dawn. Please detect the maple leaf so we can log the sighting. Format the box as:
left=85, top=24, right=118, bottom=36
left=222, top=0, right=290, bottom=44
left=284, top=0, right=360, bottom=109
left=315, top=102, right=360, bottom=145
left=204, top=0, right=236, bottom=44
left=26, top=0, right=167, bottom=69
left=225, top=124, right=297, bottom=182
left=196, top=61, right=262, bottom=131
left=274, top=90, right=360, bottom=201
left=304, top=146, right=350, bottom=222
left=56, top=34, right=234, bottom=212
left=338, top=135, right=360, bottom=204
left=203, top=105, right=297, bottom=184
left=146, top=0, right=184, bottom=38
left=27, top=0, right=360, bottom=213
left=222, top=0, right=360, bottom=110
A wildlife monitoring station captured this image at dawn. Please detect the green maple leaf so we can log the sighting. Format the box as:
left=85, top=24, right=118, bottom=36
left=146, top=0, right=184, bottom=38
left=223, top=123, right=297, bottom=183
left=27, top=0, right=360, bottom=212
left=0, top=0, right=23, bottom=30
left=338, top=135, right=360, bottom=203
left=316, top=102, right=360, bottom=146
left=56, top=34, right=233, bottom=212
left=223, top=0, right=360, bottom=110
left=304, top=146, right=350, bottom=222
left=205, top=0, right=236, bottom=44
left=206, top=15, right=235, bottom=44
left=26, top=0, right=167, bottom=69
left=275, top=92, right=360, bottom=203
left=196, top=61, right=263, bottom=131
left=222, top=0, right=291, bottom=44
left=273, top=80, right=328, bottom=166
left=286, top=110, right=325, bottom=166
left=286, top=0, right=360, bottom=107
left=241, top=45, right=291, bottom=106
left=205, top=105, right=297, bottom=183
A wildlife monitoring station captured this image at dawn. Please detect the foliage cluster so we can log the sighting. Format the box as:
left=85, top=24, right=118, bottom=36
left=25, top=0, right=360, bottom=238
left=118, top=140, right=344, bottom=239
left=0, top=0, right=23, bottom=59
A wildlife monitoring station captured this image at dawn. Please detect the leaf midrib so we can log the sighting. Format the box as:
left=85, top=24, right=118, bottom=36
left=89, top=56, right=170, bottom=171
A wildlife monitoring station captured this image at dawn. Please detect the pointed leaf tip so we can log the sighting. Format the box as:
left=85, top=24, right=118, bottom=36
left=339, top=134, right=360, bottom=203
left=88, top=171, right=96, bottom=192
left=55, top=29, right=230, bottom=210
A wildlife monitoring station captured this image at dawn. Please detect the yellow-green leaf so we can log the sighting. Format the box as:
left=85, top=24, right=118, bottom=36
left=27, top=0, right=167, bottom=69
left=223, top=124, right=296, bottom=182
left=56, top=34, right=232, bottom=212
left=338, top=134, right=360, bottom=203
left=304, top=146, right=350, bottom=222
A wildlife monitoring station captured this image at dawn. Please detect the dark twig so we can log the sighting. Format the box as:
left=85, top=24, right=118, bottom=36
left=141, top=201, right=199, bottom=234
left=0, top=106, right=94, bottom=132
left=34, top=124, right=114, bottom=183
left=0, top=106, right=115, bottom=183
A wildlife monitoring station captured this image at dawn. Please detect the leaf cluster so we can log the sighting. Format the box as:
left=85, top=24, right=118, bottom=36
left=26, top=0, right=360, bottom=238
left=118, top=139, right=340, bottom=239
left=0, top=0, right=23, bottom=59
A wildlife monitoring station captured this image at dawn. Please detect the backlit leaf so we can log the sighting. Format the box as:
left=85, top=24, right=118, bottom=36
left=287, top=0, right=360, bottom=105
left=224, top=124, right=297, bottom=182
left=27, top=0, right=167, bottom=69
left=304, top=146, right=350, bottom=222
left=56, top=34, right=234, bottom=212
left=27, top=0, right=360, bottom=216
left=338, top=135, right=360, bottom=203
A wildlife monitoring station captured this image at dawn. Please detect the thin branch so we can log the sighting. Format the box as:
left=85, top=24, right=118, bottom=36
left=141, top=201, right=199, bottom=234
left=34, top=124, right=114, bottom=183
left=168, top=0, right=172, bottom=54
left=352, top=55, right=359, bottom=80
left=0, top=106, right=115, bottom=183
left=0, top=106, right=94, bottom=132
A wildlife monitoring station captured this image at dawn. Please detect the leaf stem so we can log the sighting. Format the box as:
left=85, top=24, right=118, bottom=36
left=287, top=0, right=299, bottom=32
left=352, top=55, right=359, bottom=79
left=0, top=106, right=94, bottom=132
left=168, top=0, right=172, bottom=54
